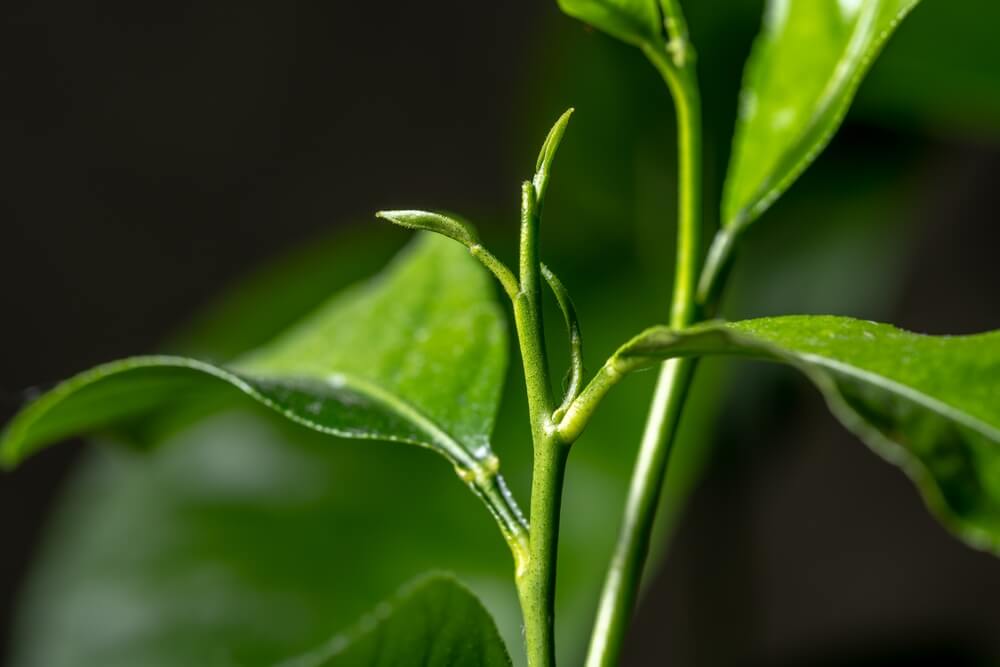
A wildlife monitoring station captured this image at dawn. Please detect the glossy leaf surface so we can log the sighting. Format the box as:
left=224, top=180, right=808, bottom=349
left=0, top=235, right=521, bottom=533
left=277, top=573, right=510, bottom=667
left=556, top=0, right=662, bottom=48
left=723, top=0, right=920, bottom=231
left=620, top=315, right=1000, bottom=551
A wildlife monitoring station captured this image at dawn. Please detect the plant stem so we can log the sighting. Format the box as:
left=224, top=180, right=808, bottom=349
left=585, top=26, right=703, bottom=667
left=585, top=357, right=695, bottom=665
left=513, top=180, right=565, bottom=667
left=518, top=429, right=567, bottom=667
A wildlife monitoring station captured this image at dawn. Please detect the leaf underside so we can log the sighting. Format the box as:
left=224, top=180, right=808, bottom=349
left=722, top=0, right=920, bottom=231
left=0, top=235, right=520, bottom=527
left=620, top=315, right=1000, bottom=552
left=275, top=573, right=511, bottom=667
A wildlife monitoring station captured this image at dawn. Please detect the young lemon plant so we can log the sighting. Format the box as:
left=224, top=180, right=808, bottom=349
left=3, top=0, right=999, bottom=665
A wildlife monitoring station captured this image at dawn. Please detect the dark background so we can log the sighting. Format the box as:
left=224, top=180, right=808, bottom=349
left=2, top=1, right=999, bottom=665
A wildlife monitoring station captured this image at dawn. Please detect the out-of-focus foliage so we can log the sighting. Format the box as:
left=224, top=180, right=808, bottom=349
left=277, top=574, right=511, bottom=667
left=860, top=0, right=1000, bottom=137
left=10, top=410, right=517, bottom=667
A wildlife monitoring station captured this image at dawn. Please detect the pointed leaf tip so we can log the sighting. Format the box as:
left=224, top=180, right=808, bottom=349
left=533, top=108, right=575, bottom=202
left=535, top=108, right=575, bottom=172
left=276, top=573, right=512, bottom=667
left=376, top=210, right=479, bottom=247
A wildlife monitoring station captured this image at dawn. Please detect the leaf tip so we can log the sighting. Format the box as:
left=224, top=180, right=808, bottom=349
left=533, top=108, right=576, bottom=199
left=0, top=437, right=22, bottom=471
left=375, top=210, right=479, bottom=247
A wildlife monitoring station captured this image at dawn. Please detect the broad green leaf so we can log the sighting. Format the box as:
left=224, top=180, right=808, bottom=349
left=556, top=0, right=662, bottom=48
left=276, top=573, right=511, bottom=667
left=619, top=315, right=1000, bottom=551
left=0, top=234, right=524, bottom=537
left=722, top=0, right=920, bottom=231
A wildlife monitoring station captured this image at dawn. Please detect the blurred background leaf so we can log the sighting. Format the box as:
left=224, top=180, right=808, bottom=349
left=276, top=574, right=513, bottom=667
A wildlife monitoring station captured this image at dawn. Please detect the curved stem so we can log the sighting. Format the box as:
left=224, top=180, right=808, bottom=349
left=585, top=27, right=703, bottom=667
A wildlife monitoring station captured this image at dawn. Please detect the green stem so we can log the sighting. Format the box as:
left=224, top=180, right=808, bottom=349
left=585, top=24, right=703, bottom=667
left=585, top=358, right=695, bottom=665
left=518, top=430, right=567, bottom=667
left=644, top=49, right=701, bottom=329
left=513, top=179, right=565, bottom=667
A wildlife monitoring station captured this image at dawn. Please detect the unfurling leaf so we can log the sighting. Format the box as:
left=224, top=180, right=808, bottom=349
left=556, top=0, right=662, bottom=48
left=276, top=573, right=511, bottom=667
left=375, top=210, right=479, bottom=248
left=722, top=0, right=920, bottom=232
left=0, top=234, right=526, bottom=541
left=618, top=316, right=1000, bottom=552
left=533, top=108, right=575, bottom=205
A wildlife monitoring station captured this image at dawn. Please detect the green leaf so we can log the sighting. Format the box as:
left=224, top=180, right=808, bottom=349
left=276, top=573, right=511, bottom=667
left=556, top=0, right=663, bottom=48
left=533, top=108, right=575, bottom=205
left=618, top=315, right=1000, bottom=552
left=9, top=412, right=522, bottom=667
left=0, top=234, right=525, bottom=540
left=375, top=211, right=479, bottom=248
left=722, top=0, right=920, bottom=231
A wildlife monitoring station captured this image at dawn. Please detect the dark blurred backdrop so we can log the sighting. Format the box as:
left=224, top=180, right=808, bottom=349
left=2, top=1, right=999, bottom=666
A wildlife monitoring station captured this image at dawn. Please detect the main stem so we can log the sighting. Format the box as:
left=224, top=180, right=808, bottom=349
left=515, top=182, right=565, bottom=667
left=585, top=40, right=703, bottom=667
left=519, top=423, right=567, bottom=667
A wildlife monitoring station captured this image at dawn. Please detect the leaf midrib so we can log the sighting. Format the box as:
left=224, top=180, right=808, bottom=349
left=3, top=355, right=490, bottom=475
